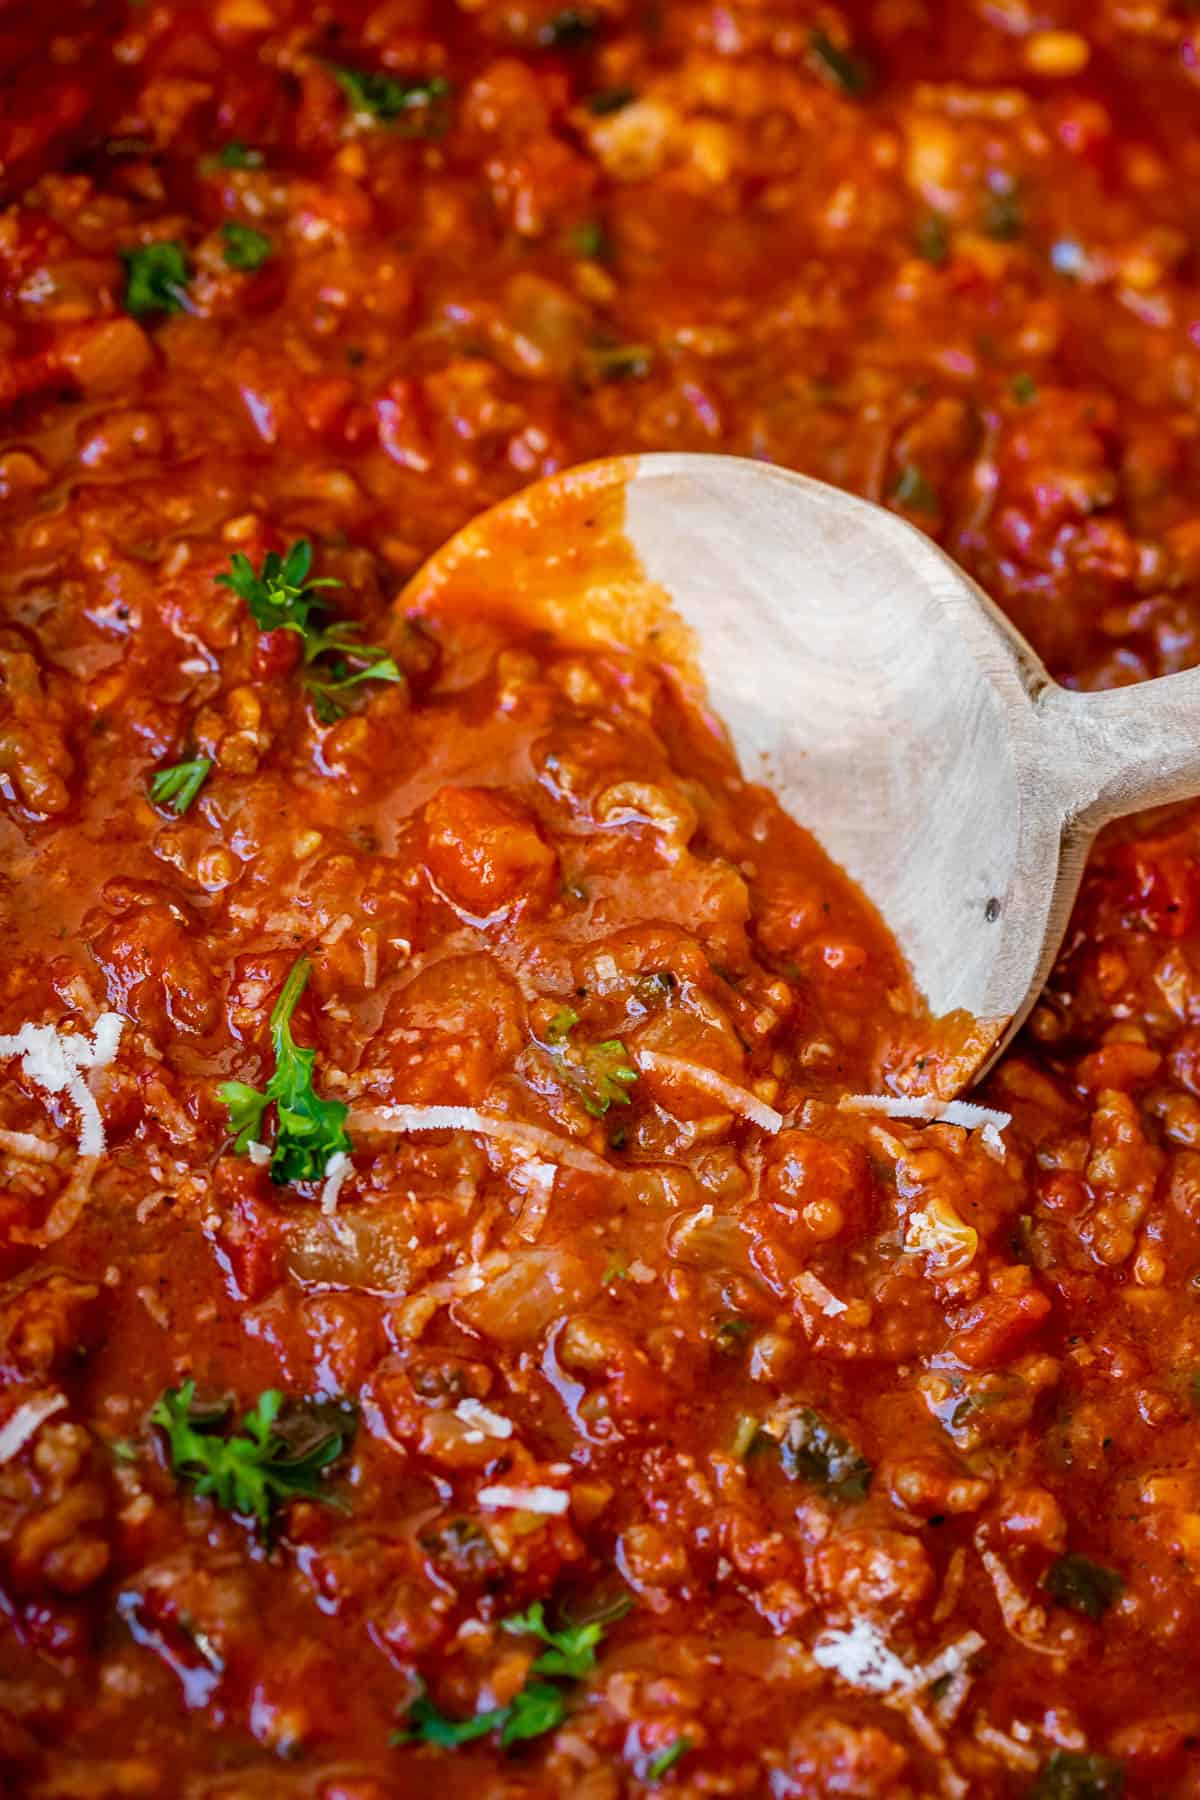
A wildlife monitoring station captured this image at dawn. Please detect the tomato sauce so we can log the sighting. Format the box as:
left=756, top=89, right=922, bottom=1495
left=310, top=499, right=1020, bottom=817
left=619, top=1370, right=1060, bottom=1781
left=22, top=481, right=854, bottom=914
left=3, top=4, right=1200, bottom=1797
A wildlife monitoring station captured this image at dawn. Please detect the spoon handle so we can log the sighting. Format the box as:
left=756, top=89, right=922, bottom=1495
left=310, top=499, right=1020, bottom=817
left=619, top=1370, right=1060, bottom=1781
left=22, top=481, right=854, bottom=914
left=1040, top=671, right=1200, bottom=828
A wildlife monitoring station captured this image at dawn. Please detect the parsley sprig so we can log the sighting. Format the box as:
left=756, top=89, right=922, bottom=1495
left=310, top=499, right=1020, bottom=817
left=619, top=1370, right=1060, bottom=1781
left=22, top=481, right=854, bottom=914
left=150, top=1382, right=348, bottom=1531
left=149, top=756, right=211, bottom=814
left=222, top=221, right=272, bottom=271
left=219, top=955, right=352, bottom=1185
left=543, top=1008, right=637, bottom=1117
left=399, top=1683, right=567, bottom=1750
left=396, top=1595, right=631, bottom=1750
left=1042, top=1553, right=1123, bottom=1621
left=330, top=64, right=451, bottom=133
left=216, top=539, right=401, bottom=721
left=502, top=1597, right=630, bottom=1678
left=122, top=242, right=191, bottom=317
left=777, top=1408, right=873, bottom=1500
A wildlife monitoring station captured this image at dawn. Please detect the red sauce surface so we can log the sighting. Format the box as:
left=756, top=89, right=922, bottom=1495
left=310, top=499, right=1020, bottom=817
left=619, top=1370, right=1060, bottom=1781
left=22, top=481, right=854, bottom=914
left=3, top=5, right=1200, bottom=1797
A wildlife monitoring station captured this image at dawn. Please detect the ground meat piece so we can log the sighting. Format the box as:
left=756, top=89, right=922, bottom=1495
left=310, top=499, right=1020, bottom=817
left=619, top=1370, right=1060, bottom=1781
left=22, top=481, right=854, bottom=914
left=0, top=1269, right=100, bottom=1382
left=810, top=1530, right=934, bottom=1625
left=775, top=1714, right=911, bottom=1797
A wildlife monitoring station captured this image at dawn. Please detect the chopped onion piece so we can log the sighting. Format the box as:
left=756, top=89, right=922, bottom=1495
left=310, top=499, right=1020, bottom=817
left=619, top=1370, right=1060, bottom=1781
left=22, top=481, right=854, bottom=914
left=794, top=1269, right=848, bottom=1317
left=0, top=1391, right=66, bottom=1464
left=352, top=1105, right=613, bottom=1177
left=636, top=1050, right=783, bottom=1133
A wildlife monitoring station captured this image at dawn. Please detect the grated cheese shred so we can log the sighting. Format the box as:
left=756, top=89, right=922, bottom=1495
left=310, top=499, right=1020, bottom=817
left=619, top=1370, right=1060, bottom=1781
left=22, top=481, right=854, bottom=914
left=455, top=1398, right=513, bottom=1439
left=320, top=1150, right=352, bottom=1214
left=838, top=1093, right=1011, bottom=1136
left=352, top=1104, right=613, bottom=1176
left=636, top=1050, right=783, bottom=1133
left=0, top=1012, right=124, bottom=1157
left=476, top=1483, right=568, bottom=1515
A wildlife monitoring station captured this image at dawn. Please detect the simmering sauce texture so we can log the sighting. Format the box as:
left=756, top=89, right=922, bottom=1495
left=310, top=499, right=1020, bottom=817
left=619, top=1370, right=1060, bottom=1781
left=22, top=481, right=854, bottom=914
left=2, top=5, right=1200, bottom=1798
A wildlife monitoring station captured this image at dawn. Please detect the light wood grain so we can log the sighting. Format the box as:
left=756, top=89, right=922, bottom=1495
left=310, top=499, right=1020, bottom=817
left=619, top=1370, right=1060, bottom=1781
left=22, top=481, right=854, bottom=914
left=407, top=452, right=1200, bottom=1096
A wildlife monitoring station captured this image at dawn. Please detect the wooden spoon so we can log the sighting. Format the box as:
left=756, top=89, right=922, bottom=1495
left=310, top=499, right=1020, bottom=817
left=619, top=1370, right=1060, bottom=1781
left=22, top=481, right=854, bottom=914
left=406, top=452, right=1200, bottom=1097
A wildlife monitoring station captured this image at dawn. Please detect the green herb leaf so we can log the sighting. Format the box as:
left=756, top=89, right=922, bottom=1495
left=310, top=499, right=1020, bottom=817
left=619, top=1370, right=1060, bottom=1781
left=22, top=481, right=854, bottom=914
left=588, top=342, right=653, bottom=382
left=546, top=1006, right=581, bottom=1043
left=122, top=242, right=191, bottom=317
left=1011, top=372, right=1039, bottom=405
left=715, top=1316, right=751, bottom=1352
left=1030, top=1750, right=1126, bottom=1800
left=808, top=28, right=875, bottom=97
left=982, top=181, right=1024, bottom=242
left=216, top=538, right=338, bottom=634
left=216, top=540, right=400, bottom=719
left=647, top=1740, right=692, bottom=1782
left=588, top=85, right=635, bottom=115
left=542, top=1012, right=637, bottom=1115
left=500, top=1681, right=569, bottom=1744
left=218, top=956, right=353, bottom=1185
left=569, top=219, right=610, bottom=261
left=1042, top=1553, right=1123, bottom=1621
left=396, top=1693, right=509, bottom=1748
left=150, top=1380, right=348, bottom=1531
left=731, top=1413, right=766, bottom=1460
left=915, top=213, right=950, bottom=265
left=222, top=221, right=273, bottom=271
left=213, top=141, right=264, bottom=170
left=502, top=1595, right=630, bottom=1679
left=394, top=1680, right=567, bottom=1751
left=330, top=64, right=450, bottom=131
left=777, top=1408, right=872, bottom=1500
left=149, top=757, right=211, bottom=814
left=397, top=1594, right=630, bottom=1752
left=303, top=648, right=403, bottom=723
left=220, top=1079, right=271, bottom=1154
left=538, top=8, right=599, bottom=47
left=892, top=463, right=938, bottom=513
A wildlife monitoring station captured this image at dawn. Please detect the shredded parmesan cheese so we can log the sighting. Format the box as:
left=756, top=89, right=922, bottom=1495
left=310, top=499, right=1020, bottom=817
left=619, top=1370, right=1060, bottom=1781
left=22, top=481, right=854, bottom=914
left=476, top=1484, right=568, bottom=1515
left=636, top=1050, right=783, bottom=1133
left=910, top=1631, right=985, bottom=1691
left=813, top=1622, right=984, bottom=1700
left=320, top=1150, right=352, bottom=1215
left=838, top=1093, right=1011, bottom=1136
left=0, top=1012, right=123, bottom=1157
left=0, top=1391, right=66, bottom=1463
left=813, top=1620, right=915, bottom=1694
left=353, top=1105, right=613, bottom=1177
left=510, top=1158, right=556, bottom=1241
left=455, top=1398, right=513, bottom=1439
left=247, top=1140, right=271, bottom=1168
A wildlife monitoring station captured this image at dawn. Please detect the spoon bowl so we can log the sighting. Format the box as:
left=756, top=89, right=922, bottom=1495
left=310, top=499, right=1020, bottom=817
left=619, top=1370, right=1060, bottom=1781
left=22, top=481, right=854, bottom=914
left=407, top=452, right=1200, bottom=1096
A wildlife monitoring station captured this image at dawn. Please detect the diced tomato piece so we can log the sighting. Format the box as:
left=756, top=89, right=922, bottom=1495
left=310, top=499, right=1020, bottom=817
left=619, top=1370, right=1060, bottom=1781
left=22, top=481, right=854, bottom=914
left=1112, top=832, right=1200, bottom=938
left=251, top=627, right=302, bottom=681
left=423, top=784, right=556, bottom=918
left=944, top=1287, right=1052, bottom=1368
